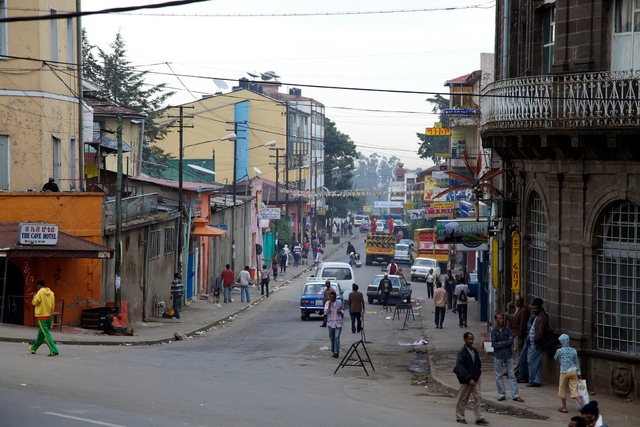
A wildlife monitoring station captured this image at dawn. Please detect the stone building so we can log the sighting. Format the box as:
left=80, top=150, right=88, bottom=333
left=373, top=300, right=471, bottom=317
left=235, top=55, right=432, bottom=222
left=482, top=1, right=640, bottom=397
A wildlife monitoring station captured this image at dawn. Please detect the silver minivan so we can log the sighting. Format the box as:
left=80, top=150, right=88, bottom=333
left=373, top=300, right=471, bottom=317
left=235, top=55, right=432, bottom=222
left=314, top=262, right=356, bottom=303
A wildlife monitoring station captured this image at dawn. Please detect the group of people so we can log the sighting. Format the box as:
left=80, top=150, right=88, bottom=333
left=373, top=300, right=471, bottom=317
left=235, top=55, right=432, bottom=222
left=320, top=280, right=365, bottom=358
left=428, top=268, right=472, bottom=330
left=454, top=296, right=608, bottom=427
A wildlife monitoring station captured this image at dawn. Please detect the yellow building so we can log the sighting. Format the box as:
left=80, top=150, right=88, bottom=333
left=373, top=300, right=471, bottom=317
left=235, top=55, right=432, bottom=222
left=155, top=88, right=287, bottom=184
left=0, top=1, right=82, bottom=191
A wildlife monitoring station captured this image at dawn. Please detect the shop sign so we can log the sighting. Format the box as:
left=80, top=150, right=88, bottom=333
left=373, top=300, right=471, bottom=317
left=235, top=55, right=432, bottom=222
left=18, top=223, right=59, bottom=245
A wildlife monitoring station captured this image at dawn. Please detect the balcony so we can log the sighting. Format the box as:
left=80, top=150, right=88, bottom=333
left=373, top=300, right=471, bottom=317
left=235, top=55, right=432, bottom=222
left=481, top=71, right=640, bottom=132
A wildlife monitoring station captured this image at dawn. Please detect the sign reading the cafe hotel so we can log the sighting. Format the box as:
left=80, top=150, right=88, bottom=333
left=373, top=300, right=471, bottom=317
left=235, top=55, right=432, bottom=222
left=18, top=223, right=59, bottom=245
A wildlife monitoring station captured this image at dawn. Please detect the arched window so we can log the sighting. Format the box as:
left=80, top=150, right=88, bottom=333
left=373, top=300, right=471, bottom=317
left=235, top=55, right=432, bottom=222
left=528, top=192, right=548, bottom=302
left=596, top=201, right=640, bottom=355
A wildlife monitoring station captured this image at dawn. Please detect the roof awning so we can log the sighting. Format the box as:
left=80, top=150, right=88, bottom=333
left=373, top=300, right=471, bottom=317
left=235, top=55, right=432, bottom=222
left=190, top=218, right=226, bottom=238
left=0, top=223, right=114, bottom=259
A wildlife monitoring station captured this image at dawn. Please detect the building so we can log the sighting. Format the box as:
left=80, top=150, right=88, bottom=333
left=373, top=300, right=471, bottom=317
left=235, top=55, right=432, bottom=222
left=482, top=1, right=640, bottom=398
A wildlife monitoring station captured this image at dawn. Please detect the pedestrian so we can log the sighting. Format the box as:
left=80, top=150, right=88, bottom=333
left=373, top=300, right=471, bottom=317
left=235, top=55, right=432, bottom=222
left=453, top=274, right=461, bottom=314
left=320, top=280, right=332, bottom=327
left=260, top=264, right=270, bottom=297
left=386, top=258, right=398, bottom=275
left=509, top=294, right=530, bottom=378
left=220, top=264, right=235, bottom=303
left=397, top=267, right=406, bottom=280
left=526, top=297, right=549, bottom=388
left=42, top=177, right=59, bottom=192
left=378, top=273, right=393, bottom=308
left=370, top=216, right=377, bottom=233
left=581, top=401, right=609, bottom=427
left=311, top=235, right=319, bottom=260
left=28, top=280, right=59, bottom=356
left=462, top=264, right=471, bottom=285
left=453, top=332, right=489, bottom=425
left=386, top=216, right=394, bottom=235
left=454, top=279, right=470, bottom=328
left=348, top=221, right=353, bottom=235
left=346, top=242, right=356, bottom=266
left=315, top=244, right=324, bottom=263
left=238, top=265, right=251, bottom=303
left=348, top=283, right=365, bottom=333
left=517, top=310, right=535, bottom=384
left=426, top=268, right=435, bottom=298
left=491, top=313, right=524, bottom=402
left=280, top=248, right=288, bottom=274
left=445, top=269, right=456, bottom=310
left=433, top=281, right=446, bottom=329
left=292, top=242, right=302, bottom=267
left=568, top=416, right=587, bottom=427
left=555, top=334, right=585, bottom=413
left=324, top=291, right=344, bottom=358
left=170, top=272, right=184, bottom=319
left=332, top=222, right=337, bottom=235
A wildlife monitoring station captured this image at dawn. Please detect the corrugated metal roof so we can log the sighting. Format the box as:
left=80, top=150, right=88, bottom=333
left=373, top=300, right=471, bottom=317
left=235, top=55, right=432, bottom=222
left=129, top=174, right=223, bottom=193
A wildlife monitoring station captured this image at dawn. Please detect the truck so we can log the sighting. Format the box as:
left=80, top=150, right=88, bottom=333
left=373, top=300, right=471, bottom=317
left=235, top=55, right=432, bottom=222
left=413, top=228, right=450, bottom=271
left=365, top=233, right=396, bottom=266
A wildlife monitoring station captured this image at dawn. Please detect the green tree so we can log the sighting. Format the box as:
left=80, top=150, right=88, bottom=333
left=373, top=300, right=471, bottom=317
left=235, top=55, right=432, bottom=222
left=81, top=29, right=101, bottom=85
left=416, top=94, right=450, bottom=162
left=323, top=118, right=362, bottom=218
left=274, top=218, right=292, bottom=252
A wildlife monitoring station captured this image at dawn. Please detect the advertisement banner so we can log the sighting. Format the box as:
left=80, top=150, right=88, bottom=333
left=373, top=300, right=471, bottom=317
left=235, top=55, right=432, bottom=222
left=373, top=201, right=403, bottom=208
left=258, top=208, right=281, bottom=220
left=436, top=220, right=489, bottom=243
left=511, top=231, right=521, bottom=294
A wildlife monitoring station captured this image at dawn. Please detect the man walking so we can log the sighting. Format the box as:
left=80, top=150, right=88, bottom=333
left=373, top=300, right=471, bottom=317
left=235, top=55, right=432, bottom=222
left=221, top=264, right=235, bottom=303
left=346, top=242, right=356, bottom=267
left=170, top=272, right=184, bottom=319
left=260, top=264, right=270, bottom=297
left=509, top=295, right=530, bottom=378
left=28, top=280, right=59, bottom=356
left=454, top=280, right=470, bottom=328
left=377, top=273, right=393, bottom=309
left=386, top=258, right=398, bottom=275
left=491, top=313, right=523, bottom=403
left=324, top=291, right=344, bottom=358
left=433, top=281, right=447, bottom=329
left=348, top=283, right=365, bottom=333
left=526, top=298, right=549, bottom=387
left=320, top=280, right=332, bottom=327
left=238, top=265, right=251, bottom=303
left=311, top=235, right=319, bottom=260
left=445, top=269, right=456, bottom=310
left=454, top=332, right=489, bottom=425
left=292, top=242, right=302, bottom=267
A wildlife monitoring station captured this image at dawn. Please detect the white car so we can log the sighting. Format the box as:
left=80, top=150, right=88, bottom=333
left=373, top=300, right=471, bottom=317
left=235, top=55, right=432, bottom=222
left=314, top=262, right=355, bottom=302
left=410, top=257, right=441, bottom=282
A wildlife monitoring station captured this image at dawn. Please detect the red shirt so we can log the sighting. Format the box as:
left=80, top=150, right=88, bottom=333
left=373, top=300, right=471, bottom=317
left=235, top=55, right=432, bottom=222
left=221, top=269, right=235, bottom=287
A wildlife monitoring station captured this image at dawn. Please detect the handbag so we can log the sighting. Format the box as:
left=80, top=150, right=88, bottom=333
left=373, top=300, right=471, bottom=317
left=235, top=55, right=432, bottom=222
left=576, top=378, right=590, bottom=409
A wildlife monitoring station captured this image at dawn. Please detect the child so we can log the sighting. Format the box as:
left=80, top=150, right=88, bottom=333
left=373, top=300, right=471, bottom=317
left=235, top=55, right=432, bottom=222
left=555, top=334, right=585, bottom=413
left=272, top=257, right=279, bottom=281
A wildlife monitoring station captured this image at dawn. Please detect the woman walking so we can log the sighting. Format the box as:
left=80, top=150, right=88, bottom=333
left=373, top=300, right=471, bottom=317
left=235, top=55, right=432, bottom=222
left=426, top=268, right=435, bottom=299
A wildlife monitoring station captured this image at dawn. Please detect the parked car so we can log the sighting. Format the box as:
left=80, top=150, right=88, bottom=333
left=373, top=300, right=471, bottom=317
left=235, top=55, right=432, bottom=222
left=360, top=222, right=370, bottom=232
left=313, top=262, right=355, bottom=302
left=300, top=277, right=342, bottom=320
left=353, top=215, right=368, bottom=227
left=467, top=272, right=479, bottom=300
left=366, top=274, right=412, bottom=305
left=394, top=243, right=413, bottom=264
left=410, top=257, right=441, bottom=282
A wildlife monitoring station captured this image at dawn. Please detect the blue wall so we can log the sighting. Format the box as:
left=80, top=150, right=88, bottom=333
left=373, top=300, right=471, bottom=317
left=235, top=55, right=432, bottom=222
left=234, top=101, right=250, bottom=181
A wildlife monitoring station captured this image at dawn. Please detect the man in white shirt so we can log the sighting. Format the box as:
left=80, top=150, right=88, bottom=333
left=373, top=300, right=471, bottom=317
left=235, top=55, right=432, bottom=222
left=238, top=265, right=252, bottom=303
left=324, top=291, right=344, bottom=358
left=454, top=281, right=470, bottom=328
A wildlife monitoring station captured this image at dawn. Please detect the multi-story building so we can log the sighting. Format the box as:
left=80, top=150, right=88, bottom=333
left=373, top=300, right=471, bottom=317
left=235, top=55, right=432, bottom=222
left=482, top=1, right=640, bottom=398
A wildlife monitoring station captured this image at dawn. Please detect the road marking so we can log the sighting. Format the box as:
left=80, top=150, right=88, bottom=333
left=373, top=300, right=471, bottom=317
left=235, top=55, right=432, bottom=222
left=44, top=412, right=128, bottom=427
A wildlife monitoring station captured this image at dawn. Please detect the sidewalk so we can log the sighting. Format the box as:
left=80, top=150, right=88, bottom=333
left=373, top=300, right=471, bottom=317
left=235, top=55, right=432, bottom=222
left=419, top=295, right=633, bottom=425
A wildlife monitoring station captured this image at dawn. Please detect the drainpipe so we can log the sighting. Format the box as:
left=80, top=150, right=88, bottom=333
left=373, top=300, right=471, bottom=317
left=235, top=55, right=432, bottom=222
left=502, top=0, right=510, bottom=80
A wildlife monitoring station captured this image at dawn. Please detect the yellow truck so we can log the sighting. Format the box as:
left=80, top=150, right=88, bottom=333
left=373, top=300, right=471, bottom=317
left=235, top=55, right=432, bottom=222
left=365, top=233, right=396, bottom=266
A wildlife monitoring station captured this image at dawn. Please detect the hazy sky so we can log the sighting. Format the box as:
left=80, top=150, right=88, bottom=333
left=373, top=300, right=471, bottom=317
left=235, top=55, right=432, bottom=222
left=83, top=0, right=496, bottom=170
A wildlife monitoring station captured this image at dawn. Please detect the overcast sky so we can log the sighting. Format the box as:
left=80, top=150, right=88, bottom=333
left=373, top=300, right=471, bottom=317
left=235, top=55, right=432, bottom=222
left=82, top=0, right=496, bottom=171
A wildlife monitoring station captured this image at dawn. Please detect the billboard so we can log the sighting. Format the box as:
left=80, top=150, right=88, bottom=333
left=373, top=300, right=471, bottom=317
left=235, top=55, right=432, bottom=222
left=436, top=219, right=489, bottom=243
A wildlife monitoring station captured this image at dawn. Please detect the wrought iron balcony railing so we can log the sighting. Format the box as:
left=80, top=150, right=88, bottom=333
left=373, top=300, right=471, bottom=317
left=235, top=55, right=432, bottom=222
left=481, top=71, right=640, bottom=131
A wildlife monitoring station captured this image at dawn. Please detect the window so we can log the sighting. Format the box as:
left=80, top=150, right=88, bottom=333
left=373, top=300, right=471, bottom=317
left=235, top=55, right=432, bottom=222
left=527, top=192, right=548, bottom=302
left=68, top=137, right=76, bottom=190
left=543, top=6, right=556, bottom=74
left=164, top=227, right=175, bottom=254
left=0, top=0, right=7, bottom=58
left=450, top=85, right=474, bottom=108
left=0, top=135, right=9, bottom=190
left=596, top=201, right=640, bottom=355
left=66, top=18, right=74, bottom=67
left=149, top=229, right=161, bottom=259
left=52, top=136, right=61, bottom=183
left=50, top=8, right=58, bottom=63
left=612, top=0, right=640, bottom=71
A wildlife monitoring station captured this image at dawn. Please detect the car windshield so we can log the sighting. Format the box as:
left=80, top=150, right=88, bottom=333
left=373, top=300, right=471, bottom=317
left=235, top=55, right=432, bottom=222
left=470, top=273, right=478, bottom=282
left=399, top=239, right=413, bottom=246
left=303, top=284, right=337, bottom=295
left=396, top=244, right=409, bottom=251
left=370, top=276, right=400, bottom=287
left=322, top=268, right=352, bottom=280
left=414, top=258, right=436, bottom=267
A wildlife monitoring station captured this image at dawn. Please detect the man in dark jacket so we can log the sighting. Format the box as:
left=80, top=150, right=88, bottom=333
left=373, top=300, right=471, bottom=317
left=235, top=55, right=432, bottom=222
left=509, top=295, right=530, bottom=377
left=527, top=297, right=550, bottom=387
left=377, top=273, right=393, bottom=308
left=454, top=332, right=489, bottom=425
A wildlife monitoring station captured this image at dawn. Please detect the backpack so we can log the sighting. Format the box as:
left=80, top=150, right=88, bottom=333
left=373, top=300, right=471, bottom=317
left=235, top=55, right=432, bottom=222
left=458, top=289, right=468, bottom=302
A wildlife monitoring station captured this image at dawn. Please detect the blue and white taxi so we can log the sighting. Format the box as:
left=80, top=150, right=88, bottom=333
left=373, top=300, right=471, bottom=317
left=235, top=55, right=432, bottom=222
left=300, top=277, right=342, bottom=321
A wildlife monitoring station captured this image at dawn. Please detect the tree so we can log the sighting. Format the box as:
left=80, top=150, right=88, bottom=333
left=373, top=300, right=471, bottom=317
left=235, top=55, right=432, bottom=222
left=416, top=94, right=450, bottom=163
left=82, top=30, right=175, bottom=175
left=323, top=118, right=362, bottom=218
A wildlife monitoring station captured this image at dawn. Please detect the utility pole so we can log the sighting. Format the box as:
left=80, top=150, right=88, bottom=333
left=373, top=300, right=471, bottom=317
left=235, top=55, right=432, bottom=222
left=114, top=115, right=123, bottom=310
left=168, top=106, right=194, bottom=275
left=269, top=147, right=285, bottom=210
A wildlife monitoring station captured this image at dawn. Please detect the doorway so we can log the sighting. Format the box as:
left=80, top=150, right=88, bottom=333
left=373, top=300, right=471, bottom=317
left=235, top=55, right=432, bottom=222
left=0, top=260, right=25, bottom=325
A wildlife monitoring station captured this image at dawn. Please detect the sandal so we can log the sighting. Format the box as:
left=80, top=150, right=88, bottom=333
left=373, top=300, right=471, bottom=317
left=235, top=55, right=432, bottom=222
left=558, top=408, right=568, bottom=413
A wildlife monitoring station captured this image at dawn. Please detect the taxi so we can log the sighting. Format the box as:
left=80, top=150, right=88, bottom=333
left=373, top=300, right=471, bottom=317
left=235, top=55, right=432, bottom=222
left=300, top=277, right=342, bottom=321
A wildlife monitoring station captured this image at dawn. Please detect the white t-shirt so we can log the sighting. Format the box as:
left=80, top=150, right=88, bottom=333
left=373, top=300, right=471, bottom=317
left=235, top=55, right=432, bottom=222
left=454, top=283, right=470, bottom=305
left=238, top=270, right=251, bottom=286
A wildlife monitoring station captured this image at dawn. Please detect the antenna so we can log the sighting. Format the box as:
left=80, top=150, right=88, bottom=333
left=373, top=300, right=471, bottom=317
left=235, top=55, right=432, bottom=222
left=253, top=167, right=262, bottom=175
left=212, top=78, right=229, bottom=90
left=187, top=164, right=216, bottom=175
left=246, top=71, right=260, bottom=78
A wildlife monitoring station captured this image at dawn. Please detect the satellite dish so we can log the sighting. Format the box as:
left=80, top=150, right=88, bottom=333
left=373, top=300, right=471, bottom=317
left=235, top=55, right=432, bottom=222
left=188, top=164, right=216, bottom=175
left=264, top=71, right=280, bottom=79
left=253, top=167, right=262, bottom=174
left=247, top=71, right=260, bottom=78
left=260, top=73, right=273, bottom=81
left=212, top=78, right=228, bottom=90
